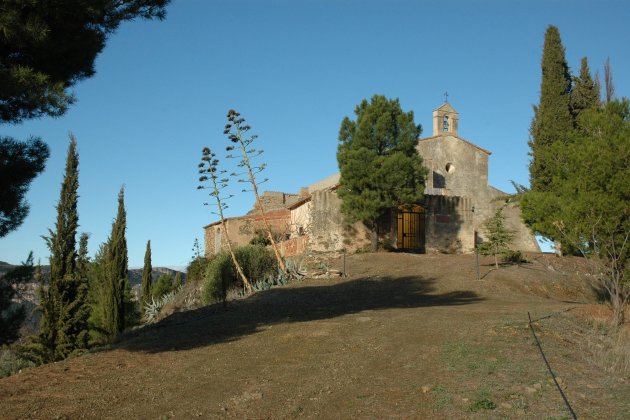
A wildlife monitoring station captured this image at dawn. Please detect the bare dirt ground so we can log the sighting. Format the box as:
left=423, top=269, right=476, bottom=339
left=1, top=253, right=628, bottom=419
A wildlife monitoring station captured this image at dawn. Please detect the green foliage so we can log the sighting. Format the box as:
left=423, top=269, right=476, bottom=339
left=337, top=95, right=427, bottom=250
left=43, top=137, right=80, bottom=281
left=202, top=245, right=278, bottom=304
left=523, top=100, right=630, bottom=325
left=87, top=245, right=109, bottom=345
left=0, top=252, right=33, bottom=345
left=502, top=250, right=528, bottom=264
left=0, top=1, right=168, bottom=238
left=203, top=252, right=232, bottom=305
left=187, top=257, right=210, bottom=285
left=478, top=207, right=515, bottom=269
left=106, top=188, right=129, bottom=335
left=528, top=25, right=573, bottom=194
left=141, top=240, right=153, bottom=306
left=88, top=188, right=131, bottom=340
left=0, top=0, right=169, bottom=124
left=174, top=272, right=182, bottom=289
left=152, top=274, right=174, bottom=300
left=143, top=285, right=181, bottom=323
left=76, top=233, right=90, bottom=281
left=0, top=346, right=36, bottom=378
left=469, top=398, right=496, bottom=412
left=249, top=229, right=271, bottom=246
left=0, top=137, right=49, bottom=237
left=37, top=137, right=89, bottom=360
left=570, top=57, right=600, bottom=119
left=526, top=27, right=600, bottom=256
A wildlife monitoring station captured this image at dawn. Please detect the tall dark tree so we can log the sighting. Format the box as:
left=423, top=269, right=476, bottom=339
left=38, top=137, right=89, bottom=360
left=174, top=272, right=182, bottom=289
left=0, top=0, right=169, bottom=124
left=604, top=57, right=615, bottom=104
left=528, top=25, right=573, bottom=193
left=0, top=137, right=49, bottom=237
left=0, top=0, right=169, bottom=236
left=105, top=187, right=129, bottom=335
left=337, top=95, right=427, bottom=251
left=76, top=233, right=90, bottom=281
left=0, top=252, right=33, bottom=345
left=526, top=100, right=629, bottom=325
left=141, top=240, right=153, bottom=306
left=570, top=57, right=600, bottom=118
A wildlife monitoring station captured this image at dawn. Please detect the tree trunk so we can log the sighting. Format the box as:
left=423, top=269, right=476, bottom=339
left=370, top=220, right=379, bottom=252
left=610, top=292, right=625, bottom=326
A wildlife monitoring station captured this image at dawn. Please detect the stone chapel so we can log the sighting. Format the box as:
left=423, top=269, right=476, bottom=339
left=204, top=103, right=540, bottom=256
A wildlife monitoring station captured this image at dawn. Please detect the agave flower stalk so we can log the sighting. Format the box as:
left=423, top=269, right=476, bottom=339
left=224, top=109, right=286, bottom=272
left=197, top=147, right=251, bottom=291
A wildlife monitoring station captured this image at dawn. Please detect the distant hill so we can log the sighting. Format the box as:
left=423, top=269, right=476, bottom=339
left=128, top=267, right=186, bottom=286
left=1, top=262, right=186, bottom=338
left=0, top=262, right=185, bottom=286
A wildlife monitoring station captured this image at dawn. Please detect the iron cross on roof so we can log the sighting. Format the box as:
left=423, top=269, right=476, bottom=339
left=444, top=91, right=449, bottom=103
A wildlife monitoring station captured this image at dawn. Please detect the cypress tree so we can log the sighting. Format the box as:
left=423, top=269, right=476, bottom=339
left=174, top=272, right=182, bottom=289
left=38, top=136, right=89, bottom=359
left=105, top=187, right=129, bottom=335
left=528, top=25, right=573, bottom=192
left=87, top=243, right=109, bottom=344
left=570, top=57, right=600, bottom=119
left=141, top=240, right=153, bottom=306
left=76, top=233, right=90, bottom=281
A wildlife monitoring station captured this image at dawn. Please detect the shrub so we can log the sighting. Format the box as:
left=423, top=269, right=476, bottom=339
left=202, top=245, right=278, bottom=304
left=152, top=273, right=174, bottom=299
left=502, top=249, right=528, bottom=264
left=0, top=346, right=36, bottom=378
left=186, top=256, right=210, bottom=284
left=249, top=229, right=271, bottom=246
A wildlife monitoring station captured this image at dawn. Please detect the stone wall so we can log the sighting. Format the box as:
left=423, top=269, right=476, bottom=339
left=424, top=195, right=474, bottom=253
left=249, top=191, right=302, bottom=214
left=308, top=190, right=371, bottom=253
left=417, top=133, right=539, bottom=253
left=203, top=210, right=291, bottom=256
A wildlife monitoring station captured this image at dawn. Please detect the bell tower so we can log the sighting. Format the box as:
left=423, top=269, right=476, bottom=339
left=432, top=102, right=459, bottom=136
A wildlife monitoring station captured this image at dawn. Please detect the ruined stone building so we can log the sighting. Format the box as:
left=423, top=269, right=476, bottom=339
left=204, top=103, right=539, bottom=256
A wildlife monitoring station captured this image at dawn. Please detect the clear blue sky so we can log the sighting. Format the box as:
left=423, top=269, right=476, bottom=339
left=1, top=0, right=628, bottom=268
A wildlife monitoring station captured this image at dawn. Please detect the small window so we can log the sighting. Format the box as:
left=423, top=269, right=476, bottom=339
left=445, top=163, right=455, bottom=174
left=443, top=116, right=449, bottom=132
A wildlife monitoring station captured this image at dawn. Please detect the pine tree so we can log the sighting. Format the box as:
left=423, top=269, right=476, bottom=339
left=337, top=95, right=427, bottom=251
left=570, top=57, right=600, bottom=118
left=141, top=240, right=153, bottom=306
left=478, top=208, right=515, bottom=269
left=38, top=136, right=89, bottom=360
left=528, top=25, right=573, bottom=193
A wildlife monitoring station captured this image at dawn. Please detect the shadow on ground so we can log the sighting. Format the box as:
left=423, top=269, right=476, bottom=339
left=118, top=275, right=483, bottom=353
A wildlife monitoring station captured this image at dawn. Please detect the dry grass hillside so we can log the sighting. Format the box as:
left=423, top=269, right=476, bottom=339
left=1, top=252, right=628, bottom=419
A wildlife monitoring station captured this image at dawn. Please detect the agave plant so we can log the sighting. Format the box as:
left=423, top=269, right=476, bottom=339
left=143, top=285, right=183, bottom=323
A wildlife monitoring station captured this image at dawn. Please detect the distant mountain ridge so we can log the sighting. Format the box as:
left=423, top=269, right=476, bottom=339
left=0, top=261, right=185, bottom=286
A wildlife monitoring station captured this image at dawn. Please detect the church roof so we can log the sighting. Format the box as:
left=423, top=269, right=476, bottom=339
left=434, top=102, right=457, bottom=113
left=418, top=134, right=492, bottom=155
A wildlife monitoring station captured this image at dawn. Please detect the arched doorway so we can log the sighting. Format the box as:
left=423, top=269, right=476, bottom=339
left=397, top=204, right=425, bottom=251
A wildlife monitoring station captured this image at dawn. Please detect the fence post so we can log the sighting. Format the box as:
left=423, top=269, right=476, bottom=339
left=475, top=245, right=480, bottom=281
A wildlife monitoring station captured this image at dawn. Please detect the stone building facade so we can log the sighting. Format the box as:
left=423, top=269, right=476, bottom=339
left=203, top=103, right=539, bottom=256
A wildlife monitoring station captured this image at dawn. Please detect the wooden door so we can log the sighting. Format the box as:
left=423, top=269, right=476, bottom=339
left=397, top=204, right=425, bottom=250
